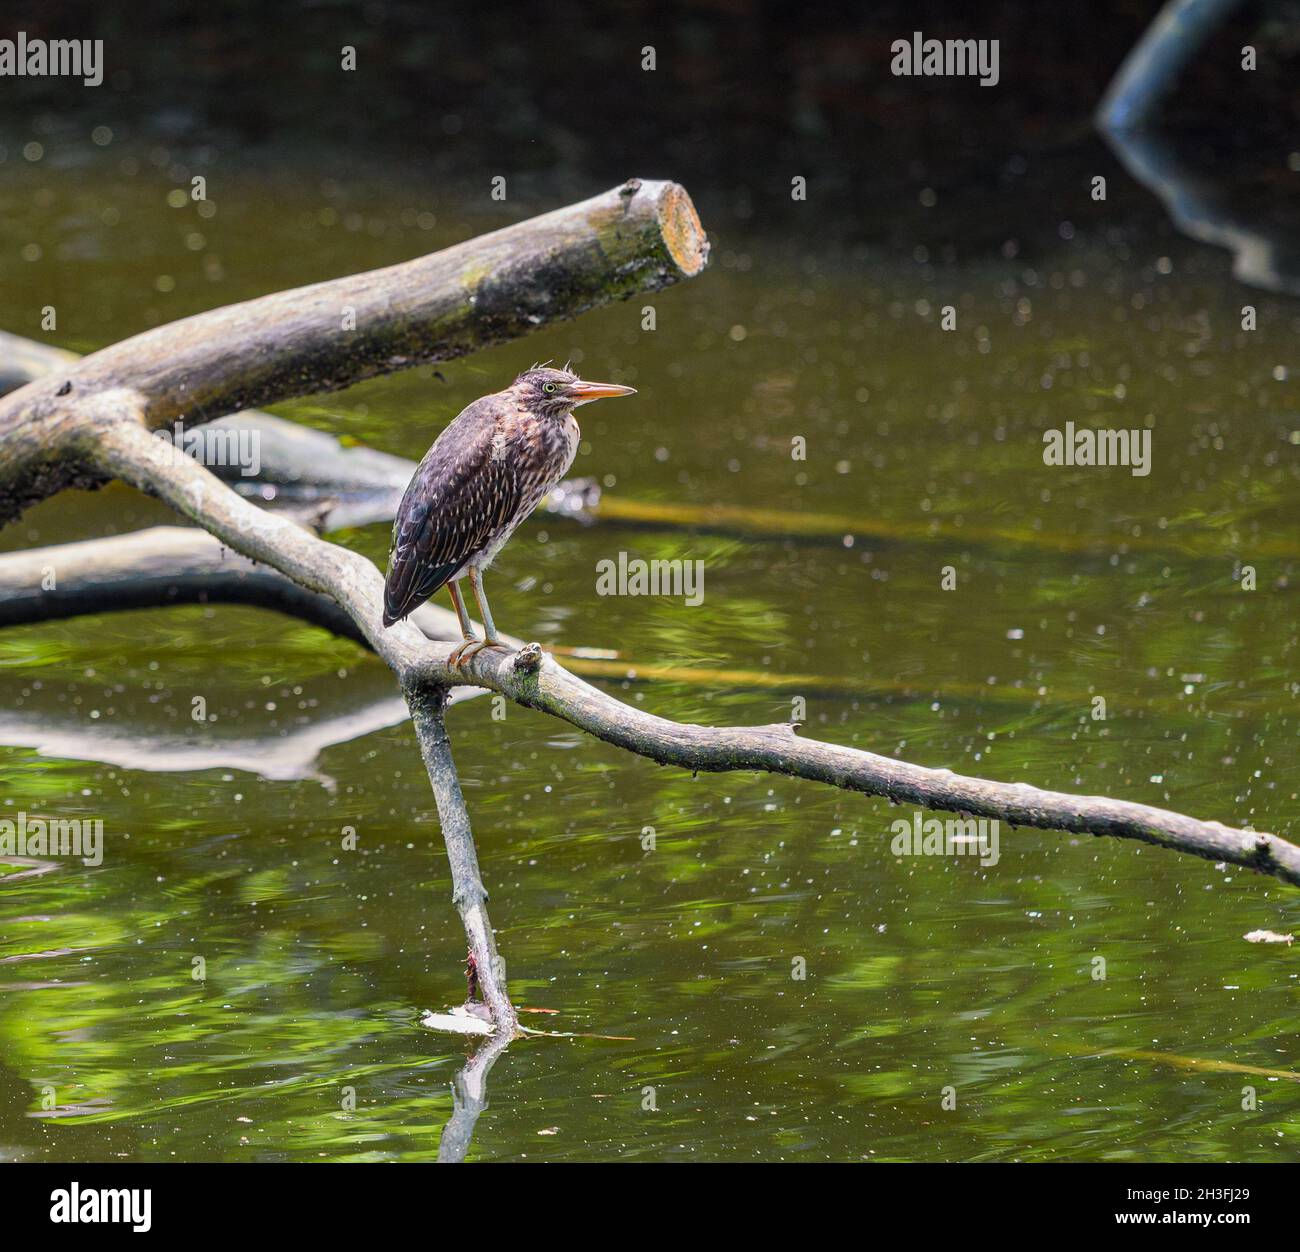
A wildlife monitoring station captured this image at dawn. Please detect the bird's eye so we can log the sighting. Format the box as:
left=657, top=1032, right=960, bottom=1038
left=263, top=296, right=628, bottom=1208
left=542, top=382, right=557, bottom=394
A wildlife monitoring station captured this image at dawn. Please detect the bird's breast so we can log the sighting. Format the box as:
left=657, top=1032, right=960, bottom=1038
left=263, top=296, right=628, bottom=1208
left=501, top=410, right=580, bottom=482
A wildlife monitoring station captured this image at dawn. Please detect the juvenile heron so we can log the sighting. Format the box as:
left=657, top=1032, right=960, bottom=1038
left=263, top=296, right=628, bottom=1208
left=382, top=364, right=636, bottom=663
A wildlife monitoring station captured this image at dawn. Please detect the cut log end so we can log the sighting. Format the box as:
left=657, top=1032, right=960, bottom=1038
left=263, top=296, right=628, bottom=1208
left=655, top=182, right=710, bottom=277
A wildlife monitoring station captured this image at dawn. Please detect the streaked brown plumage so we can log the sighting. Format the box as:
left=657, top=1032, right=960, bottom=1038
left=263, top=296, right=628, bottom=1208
left=383, top=365, right=636, bottom=664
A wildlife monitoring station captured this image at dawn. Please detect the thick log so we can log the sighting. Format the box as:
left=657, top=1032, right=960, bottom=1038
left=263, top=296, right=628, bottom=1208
left=0, top=330, right=415, bottom=498
left=0, top=178, right=708, bottom=526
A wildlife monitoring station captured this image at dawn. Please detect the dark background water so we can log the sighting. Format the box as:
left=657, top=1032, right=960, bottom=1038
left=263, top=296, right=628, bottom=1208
left=0, top=1, right=1297, bottom=1161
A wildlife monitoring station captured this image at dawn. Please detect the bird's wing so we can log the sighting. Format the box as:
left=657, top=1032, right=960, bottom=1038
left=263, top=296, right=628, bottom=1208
left=383, top=398, right=524, bottom=625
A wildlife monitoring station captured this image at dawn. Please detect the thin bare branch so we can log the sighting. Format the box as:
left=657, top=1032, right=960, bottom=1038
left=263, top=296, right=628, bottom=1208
left=87, top=416, right=1300, bottom=892
left=408, top=684, right=518, bottom=1036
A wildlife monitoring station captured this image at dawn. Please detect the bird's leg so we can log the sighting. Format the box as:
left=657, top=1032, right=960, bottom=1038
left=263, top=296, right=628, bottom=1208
left=469, top=568, right=506, bottom=647
left=446, top=581, right=479, bottom=667
left=449, top=568, right=511, bottom=667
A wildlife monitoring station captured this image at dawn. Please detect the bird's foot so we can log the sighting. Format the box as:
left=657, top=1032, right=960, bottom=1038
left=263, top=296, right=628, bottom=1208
left=448, top=638, right=477, bottom=667
left=448, top=638, right=510, bottom=669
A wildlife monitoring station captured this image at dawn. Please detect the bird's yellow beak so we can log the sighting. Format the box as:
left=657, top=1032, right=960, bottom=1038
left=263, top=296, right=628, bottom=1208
left=568, top=379, right=637, bottom=405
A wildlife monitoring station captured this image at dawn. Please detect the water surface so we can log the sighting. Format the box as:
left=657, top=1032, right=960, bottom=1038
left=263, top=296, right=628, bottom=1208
left=0, top=124, right=1297, bottom=1162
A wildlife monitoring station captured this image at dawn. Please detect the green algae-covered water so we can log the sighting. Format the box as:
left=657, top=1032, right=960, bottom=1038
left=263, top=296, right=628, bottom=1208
left=0, top=109, right=1298, bottom=1161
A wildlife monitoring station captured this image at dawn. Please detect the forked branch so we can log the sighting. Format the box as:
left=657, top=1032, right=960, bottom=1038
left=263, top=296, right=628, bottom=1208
left=2, top=178, right=1295, bottom=1045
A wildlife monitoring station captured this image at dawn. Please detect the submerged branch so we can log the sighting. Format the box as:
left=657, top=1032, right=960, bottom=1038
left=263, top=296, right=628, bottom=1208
left=408, top=684, right=519, bottom=1037
left=0, top=524, right=465, bottom=646
left=1097, top=0, right=1243, bottom=132
left=435, top=1029, right=515, bottom=1163
left=13, top=330, right=1292, bottom=563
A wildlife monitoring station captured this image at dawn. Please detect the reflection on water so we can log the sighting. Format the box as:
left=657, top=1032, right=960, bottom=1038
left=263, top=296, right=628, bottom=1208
left=0, top=670, right=485, bottom=784
left=1099, top=0, right=1300, bottom=300
left=0, top=113, right=1298, bottom=1162
left=1103, top=126, right=1300, bottom=296
left=435, top=1031, right=513, bottom=1164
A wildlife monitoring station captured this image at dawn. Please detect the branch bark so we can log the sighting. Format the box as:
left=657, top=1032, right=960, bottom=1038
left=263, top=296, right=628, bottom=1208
left=450, top=647, right=1300, bottom=885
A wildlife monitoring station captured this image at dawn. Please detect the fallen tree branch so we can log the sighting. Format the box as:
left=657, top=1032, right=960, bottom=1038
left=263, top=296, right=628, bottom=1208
left=0, top=180, right=710, bottom=1036
left=0, top=524, right=466, bottom=646
left=2, top=178, right=1295, bottom=1055
left=0, top=178, right=708, bottom=526
left=452, top=646, right=1300, bottom=886
left=0, top=524, right=373, bottom=643
left=5, top=520, right=1284, bottom=873
left=87, top=417, right=1300, bottom=893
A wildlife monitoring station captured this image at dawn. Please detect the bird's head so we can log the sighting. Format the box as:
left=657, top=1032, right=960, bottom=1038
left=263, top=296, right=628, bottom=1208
left=513, top=364, right=636, bottom=419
